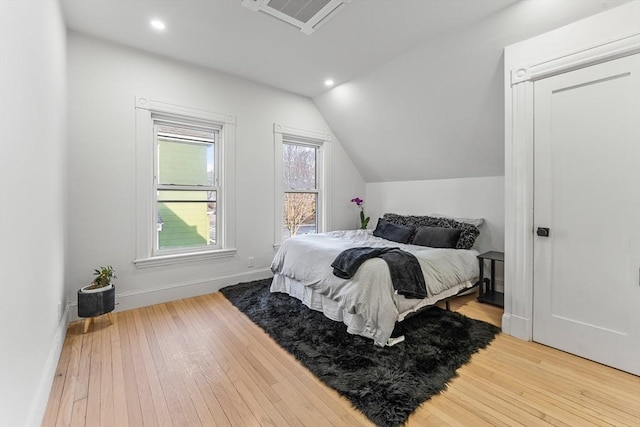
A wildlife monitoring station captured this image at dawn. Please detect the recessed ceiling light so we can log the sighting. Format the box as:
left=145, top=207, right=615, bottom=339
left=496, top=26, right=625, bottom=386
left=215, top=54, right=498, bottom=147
left=150, top=19, right=166, bottom=31
left=324, top=79, right=335, bottom=87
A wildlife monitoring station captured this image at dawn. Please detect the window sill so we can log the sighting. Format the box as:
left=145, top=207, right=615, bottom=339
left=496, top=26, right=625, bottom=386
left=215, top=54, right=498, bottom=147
left=134, top=248, right=237, bottom=268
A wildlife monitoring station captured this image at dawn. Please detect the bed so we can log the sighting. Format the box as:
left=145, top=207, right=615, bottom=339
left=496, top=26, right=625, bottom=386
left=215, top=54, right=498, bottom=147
left=270, top=213, right=482, bottom=346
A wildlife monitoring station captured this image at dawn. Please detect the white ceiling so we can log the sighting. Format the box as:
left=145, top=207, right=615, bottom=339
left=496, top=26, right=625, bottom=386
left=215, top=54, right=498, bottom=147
left=312, top=0, right=632, bottom=182
left=61, top=0, right=633, bottom=183
left=60, top=0, right=517, bottom=98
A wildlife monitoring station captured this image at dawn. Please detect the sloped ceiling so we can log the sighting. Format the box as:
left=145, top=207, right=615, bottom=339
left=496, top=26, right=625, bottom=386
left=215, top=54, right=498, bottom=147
left=61, top=0, right=633, bottom=183
left=60, top=0, right=517, bottom=98
left=313, top=0, right=632, bottom=182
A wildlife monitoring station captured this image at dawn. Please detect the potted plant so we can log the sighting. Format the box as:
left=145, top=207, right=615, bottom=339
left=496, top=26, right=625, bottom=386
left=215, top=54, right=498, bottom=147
left=80, top=265, right=116, bottom=293
left=78, top=265, right=117, bottom=333
left=350, top=197, right=370, bottom=229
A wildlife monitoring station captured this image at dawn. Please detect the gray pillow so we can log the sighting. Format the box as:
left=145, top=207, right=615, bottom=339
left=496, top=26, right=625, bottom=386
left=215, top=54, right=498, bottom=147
left=412, top=226, right=462, bottom=249
left=372, top=219, right=415, bottom=244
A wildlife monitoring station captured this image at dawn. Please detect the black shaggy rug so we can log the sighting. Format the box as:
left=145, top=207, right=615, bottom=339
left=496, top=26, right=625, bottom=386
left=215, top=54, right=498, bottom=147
left=220, top=279, right=500, bottom=427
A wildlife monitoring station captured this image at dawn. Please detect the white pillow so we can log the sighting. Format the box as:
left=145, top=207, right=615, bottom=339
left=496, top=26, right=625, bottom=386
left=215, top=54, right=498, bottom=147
left=430, top=213, right=484, bottom=227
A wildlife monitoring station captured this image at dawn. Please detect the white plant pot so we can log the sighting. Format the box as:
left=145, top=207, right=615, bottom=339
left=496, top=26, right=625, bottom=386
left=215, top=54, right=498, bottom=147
left=80, top=283, right=113, bottom=293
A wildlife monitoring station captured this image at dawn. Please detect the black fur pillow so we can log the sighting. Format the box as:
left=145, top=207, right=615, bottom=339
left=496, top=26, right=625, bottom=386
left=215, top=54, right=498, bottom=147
left=382, top=213, right=479, bottom=249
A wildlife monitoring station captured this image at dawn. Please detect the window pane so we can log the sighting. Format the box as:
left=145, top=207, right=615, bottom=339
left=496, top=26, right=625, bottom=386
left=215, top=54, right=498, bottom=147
left=157, top=190, right=216, bottom=250
left=157, top=126, right=215, bottom=186
left=283, top=143, right=316, bottom=190
left=283, top=192, right=316, bottom=239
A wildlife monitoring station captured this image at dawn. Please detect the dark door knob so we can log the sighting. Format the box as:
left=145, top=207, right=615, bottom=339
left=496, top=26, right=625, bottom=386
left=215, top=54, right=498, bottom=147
left=536, top=227, right=550, bottom=237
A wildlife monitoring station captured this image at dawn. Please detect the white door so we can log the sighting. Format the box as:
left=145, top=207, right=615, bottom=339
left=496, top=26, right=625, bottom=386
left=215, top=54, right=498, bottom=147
left=533, top=54, right=640, bottom=375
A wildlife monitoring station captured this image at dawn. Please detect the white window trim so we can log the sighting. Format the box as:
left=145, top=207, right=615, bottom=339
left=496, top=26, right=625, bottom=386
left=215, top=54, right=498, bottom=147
left=273, top=123, right=331, bottom=249
left=134, top=96, right=237, bottom=268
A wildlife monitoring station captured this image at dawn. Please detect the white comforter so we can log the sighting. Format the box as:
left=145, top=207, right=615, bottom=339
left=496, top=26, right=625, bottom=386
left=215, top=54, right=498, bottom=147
left=270, top=230, right=479, bottom=346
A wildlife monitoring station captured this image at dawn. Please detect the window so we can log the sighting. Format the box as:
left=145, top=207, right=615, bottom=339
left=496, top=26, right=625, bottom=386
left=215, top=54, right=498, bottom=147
left=274, top=124, right=331, bottom=246
left=155, top=123, right=218, bottom=253
left=135, top=97, right=236, bottom=267
left=283, top=142, right=319, bottom=238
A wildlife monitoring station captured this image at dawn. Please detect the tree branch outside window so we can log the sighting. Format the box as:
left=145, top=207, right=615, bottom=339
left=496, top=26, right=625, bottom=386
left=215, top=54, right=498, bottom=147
left=283, top=143, right=317, bottom=237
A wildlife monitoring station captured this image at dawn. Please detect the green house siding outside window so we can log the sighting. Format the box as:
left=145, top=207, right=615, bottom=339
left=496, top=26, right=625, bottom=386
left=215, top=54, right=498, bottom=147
left=155, top=124, right=218, bottom=253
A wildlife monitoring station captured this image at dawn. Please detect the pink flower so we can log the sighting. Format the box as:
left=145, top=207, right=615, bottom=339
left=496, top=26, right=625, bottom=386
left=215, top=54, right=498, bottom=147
left=350, top=197, right=370, bottom=229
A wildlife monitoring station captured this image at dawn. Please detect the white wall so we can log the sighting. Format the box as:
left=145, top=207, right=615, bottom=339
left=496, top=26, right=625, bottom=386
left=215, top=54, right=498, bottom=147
left=366, top=176, right=505, bottom=288
left=314, top=0, right=630, bottom=183
left=0, top=1, right=68, bottom=426
left=366, top=177, right=504, bottom=252
left=66, top=33, right=364, bottom=314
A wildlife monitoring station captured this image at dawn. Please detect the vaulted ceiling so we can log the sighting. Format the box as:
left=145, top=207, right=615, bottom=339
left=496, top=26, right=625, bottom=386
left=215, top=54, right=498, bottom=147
left=61, top=0, right=632, bottom=182
left=61, top=0, right=519, bottom=97
left=314, top=0, right=633, bottom=181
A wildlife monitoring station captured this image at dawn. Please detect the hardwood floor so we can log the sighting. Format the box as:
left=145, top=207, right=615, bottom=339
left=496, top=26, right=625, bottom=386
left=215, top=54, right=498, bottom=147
left=43, top=290, right=640, bottom=426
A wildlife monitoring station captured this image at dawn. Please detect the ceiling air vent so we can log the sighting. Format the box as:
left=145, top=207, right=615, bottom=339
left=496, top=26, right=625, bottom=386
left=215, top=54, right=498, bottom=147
left=242, top=0, right=350, bottom=35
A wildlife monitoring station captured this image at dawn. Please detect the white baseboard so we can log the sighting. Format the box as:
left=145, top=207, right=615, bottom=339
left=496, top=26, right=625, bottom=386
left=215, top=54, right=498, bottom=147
left=27, top=302, right=70, bottom=427
left=501, top=312, right=511, bottom=335
left=68, top=268, right=272, bottom=321
left=502, top=312, right=532, bottom=341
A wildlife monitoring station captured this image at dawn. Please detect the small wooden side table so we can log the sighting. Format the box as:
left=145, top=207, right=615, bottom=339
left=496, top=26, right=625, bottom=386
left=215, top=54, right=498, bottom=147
left=477, top=251, right=504, bottom=307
